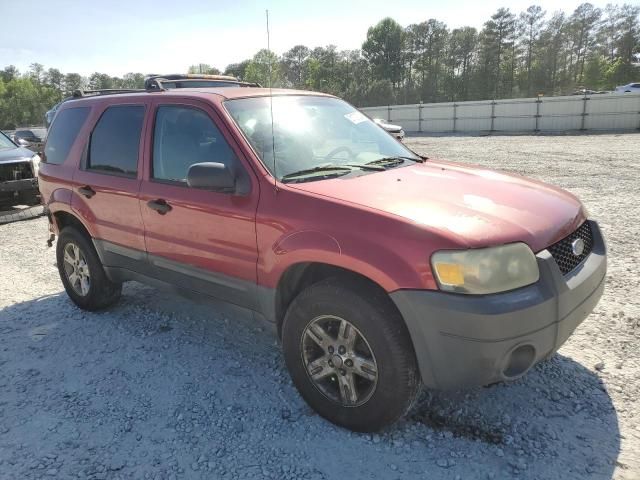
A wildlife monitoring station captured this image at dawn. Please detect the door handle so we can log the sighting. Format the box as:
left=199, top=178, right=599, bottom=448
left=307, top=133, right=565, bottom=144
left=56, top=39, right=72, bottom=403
left=147, top=199, right=172, bottom=215
left=78, top=185, right=96, bottom=198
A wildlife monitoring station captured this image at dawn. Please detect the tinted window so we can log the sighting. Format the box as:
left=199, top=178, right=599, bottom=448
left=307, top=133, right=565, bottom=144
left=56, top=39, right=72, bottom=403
left=44, top=107, right=90, bottom=165
left=152, top=106, right=238, bottom=183
left=88, top=106, right=144, bottom=176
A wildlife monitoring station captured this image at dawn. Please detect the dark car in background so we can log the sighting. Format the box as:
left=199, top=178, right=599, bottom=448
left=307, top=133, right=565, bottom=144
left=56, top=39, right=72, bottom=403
left=0, top=130, right=41, bottom=208
left=12, top=127, right=47, bottom=152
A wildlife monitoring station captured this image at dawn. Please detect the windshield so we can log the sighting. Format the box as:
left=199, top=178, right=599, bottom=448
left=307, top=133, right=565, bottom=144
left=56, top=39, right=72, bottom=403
left=17, top=128, right=46, bottom=140
left=0, top=131, right=16, bottom=150
left=225, top=96, right=418, bottom=181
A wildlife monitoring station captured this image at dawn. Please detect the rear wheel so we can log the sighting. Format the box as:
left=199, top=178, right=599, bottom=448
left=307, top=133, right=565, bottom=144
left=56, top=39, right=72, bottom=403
left=56, top=227, right=121, bottom=310
left=282, top=278, right=420, bottom=432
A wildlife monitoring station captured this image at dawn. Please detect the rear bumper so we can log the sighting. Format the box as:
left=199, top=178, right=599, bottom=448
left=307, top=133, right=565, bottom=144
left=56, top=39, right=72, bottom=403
left=391, top=220, right=607, bottom=390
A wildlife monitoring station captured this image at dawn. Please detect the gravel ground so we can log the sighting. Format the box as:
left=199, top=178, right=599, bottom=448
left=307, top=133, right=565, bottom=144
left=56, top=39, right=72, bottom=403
left=1, top=133, right=639, bottom=480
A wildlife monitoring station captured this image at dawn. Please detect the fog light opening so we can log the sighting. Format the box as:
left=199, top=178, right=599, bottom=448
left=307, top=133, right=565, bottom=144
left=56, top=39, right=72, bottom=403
left=502, top=344, right=536, bottom=379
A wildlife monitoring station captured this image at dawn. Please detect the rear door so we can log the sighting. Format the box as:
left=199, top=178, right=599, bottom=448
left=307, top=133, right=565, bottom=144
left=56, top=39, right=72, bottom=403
left=72, top=101, right=148, bottom=258
left=139, top=97, right=260, bottom=308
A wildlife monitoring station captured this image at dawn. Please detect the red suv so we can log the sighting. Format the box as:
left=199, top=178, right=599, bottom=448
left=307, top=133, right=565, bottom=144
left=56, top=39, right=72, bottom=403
left=39, top=87, right=606, bottom=432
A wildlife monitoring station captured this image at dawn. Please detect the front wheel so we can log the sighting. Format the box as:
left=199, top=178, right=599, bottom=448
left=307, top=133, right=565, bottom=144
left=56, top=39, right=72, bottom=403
left=282, top=278, right=420, bottom=432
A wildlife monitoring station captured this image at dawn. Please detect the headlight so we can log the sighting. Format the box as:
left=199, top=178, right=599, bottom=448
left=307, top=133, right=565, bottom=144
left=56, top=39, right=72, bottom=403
left=31, top=154, right=41, bottom=177
left=431, top=243, right=539, bottom=294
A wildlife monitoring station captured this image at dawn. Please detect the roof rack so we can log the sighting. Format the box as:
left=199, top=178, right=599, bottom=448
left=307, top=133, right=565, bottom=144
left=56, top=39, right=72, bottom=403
left=72, top=88, right=144, bottom=98
left=151, top=73, right=241, bottom=82
left=70, top=74, right=264, bottom=99
left=144, top=74, right=261, bottom=90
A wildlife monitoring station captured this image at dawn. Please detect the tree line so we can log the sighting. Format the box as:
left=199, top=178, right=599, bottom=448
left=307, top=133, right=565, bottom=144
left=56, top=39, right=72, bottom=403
left=0, top=67, right=147, bottom=130
left=1, top=2, right=638, bottom=130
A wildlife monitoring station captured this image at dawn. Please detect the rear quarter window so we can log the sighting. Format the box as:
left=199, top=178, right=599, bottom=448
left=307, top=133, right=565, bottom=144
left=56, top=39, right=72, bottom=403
left=43, top=107, right=90, bottom=165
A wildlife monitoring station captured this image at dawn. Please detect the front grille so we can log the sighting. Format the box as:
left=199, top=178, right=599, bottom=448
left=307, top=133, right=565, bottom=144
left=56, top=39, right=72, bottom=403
left=547, top=221, right=593, bottom=275
left=0, top=162, right=34, bottom=182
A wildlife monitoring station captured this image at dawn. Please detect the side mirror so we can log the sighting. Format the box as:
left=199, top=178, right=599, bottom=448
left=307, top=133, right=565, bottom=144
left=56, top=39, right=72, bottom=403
left=16, top=138, right=30, bottom=147
left=187, top=162, right=236, bottom=193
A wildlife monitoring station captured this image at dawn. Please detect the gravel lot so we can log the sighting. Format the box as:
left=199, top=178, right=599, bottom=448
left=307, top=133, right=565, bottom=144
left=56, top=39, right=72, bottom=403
left=1, top=133, right=639, bottom=480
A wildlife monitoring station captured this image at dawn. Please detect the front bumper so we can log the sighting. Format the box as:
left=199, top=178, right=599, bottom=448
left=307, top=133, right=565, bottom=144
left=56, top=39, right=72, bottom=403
left=391, top=220, right=607, bottom=390
left=0, top=178, right=39, bottom=194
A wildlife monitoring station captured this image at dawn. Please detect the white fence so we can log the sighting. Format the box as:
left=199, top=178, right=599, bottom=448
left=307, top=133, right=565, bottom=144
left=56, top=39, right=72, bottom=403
left=360, top=93, right=640, bottom=133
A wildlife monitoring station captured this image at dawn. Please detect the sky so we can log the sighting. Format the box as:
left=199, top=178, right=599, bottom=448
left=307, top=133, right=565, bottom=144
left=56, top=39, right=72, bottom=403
left=0, top=0, right=621, bottom=77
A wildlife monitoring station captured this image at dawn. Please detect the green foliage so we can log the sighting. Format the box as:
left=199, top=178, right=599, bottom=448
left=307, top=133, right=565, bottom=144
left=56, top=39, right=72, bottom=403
left=362, top=18, right=405, bottom=88
left=0, top=68, right=61, bottom=130
left=188, top=64, right=221, bottom=75
left=604, top=57, right=640, bottom=87
left=224, top=60, right=251, bottom=80
left=244, top=49, right=283, bottom=87
left=0, top=66, right=148, bottom=129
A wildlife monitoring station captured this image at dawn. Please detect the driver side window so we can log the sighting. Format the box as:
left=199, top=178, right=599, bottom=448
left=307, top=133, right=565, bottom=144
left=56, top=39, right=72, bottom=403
left=152, top=106, right=238, bottom=184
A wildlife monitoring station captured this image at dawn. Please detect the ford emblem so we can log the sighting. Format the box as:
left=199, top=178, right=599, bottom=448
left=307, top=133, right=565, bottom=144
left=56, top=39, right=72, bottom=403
left=571, top=238, right=585, bottom=256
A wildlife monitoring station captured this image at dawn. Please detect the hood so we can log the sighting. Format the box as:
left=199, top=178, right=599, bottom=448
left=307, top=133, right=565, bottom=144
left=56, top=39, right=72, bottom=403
left=0, top=146, right=33, bottom=164
left=288, top=160, right=585, bottom=252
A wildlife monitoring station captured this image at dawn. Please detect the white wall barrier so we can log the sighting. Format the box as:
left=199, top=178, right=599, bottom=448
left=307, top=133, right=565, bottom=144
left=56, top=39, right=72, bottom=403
left=360, top=93, right=640, bottom=133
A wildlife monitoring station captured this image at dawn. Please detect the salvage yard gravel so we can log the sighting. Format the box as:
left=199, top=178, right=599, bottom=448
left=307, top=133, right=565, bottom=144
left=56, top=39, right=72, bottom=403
left=1, top=133, right=638, bottom=479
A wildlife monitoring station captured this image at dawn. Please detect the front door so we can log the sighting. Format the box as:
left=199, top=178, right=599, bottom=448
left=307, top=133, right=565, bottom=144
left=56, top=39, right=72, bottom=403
left=139, top=98, right=260, bottom=308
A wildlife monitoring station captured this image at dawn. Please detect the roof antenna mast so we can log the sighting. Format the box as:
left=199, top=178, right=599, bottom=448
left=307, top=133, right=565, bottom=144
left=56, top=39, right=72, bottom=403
left=266, top=9, right=278, bottom=191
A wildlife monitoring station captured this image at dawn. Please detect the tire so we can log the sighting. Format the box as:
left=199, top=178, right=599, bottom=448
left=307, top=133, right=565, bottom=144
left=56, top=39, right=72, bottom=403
left=282, top=278, right=420, bottom=432
left=56, top=227, right=122, bottom=311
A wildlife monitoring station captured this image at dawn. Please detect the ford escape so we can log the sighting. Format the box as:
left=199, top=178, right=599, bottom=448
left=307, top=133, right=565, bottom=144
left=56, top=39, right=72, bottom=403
left=38, top=87, right=606, bottom=432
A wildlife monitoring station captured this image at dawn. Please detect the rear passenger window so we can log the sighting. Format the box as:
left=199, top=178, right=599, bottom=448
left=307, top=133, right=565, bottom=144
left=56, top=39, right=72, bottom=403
left=152, top=106, right=238, bottom=184
left=44, top=107, right=90, bottom=165
left=87, top=105, right=144, bottom=177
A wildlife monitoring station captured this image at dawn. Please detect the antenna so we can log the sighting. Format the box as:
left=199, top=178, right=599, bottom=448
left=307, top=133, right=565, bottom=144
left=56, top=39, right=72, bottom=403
left=266, top=9, right=278, bottom=191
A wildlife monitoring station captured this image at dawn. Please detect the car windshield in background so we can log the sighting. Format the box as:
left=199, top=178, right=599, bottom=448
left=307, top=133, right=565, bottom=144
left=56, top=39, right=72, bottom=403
left=32, top=128, right=47, bottom=139
left=225, top=96, right=418, bottom=182
left=17, top=128, right=46, bottom=140
left=0, top=132, right=15, bottom=150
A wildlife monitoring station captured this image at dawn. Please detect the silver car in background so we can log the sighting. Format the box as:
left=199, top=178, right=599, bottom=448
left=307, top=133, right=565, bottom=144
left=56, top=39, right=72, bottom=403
left=614, top=82, right=640, bottom=93
left=373, top=118, right=405, bottom=141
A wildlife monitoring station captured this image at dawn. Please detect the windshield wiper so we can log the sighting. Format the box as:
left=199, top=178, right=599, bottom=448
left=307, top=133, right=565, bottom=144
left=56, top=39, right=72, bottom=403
left=365, top=155, right=425, bottom=168
left=281, top=165, right=353, bottom=183
left=344, top=164, right=386, bottom=171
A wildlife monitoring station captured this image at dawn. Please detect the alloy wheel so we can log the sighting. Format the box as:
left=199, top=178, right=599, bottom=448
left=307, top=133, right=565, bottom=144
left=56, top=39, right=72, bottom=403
left=62, top=242, right=91, bottom=296
left=301, top=315, right=378, bottom=407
